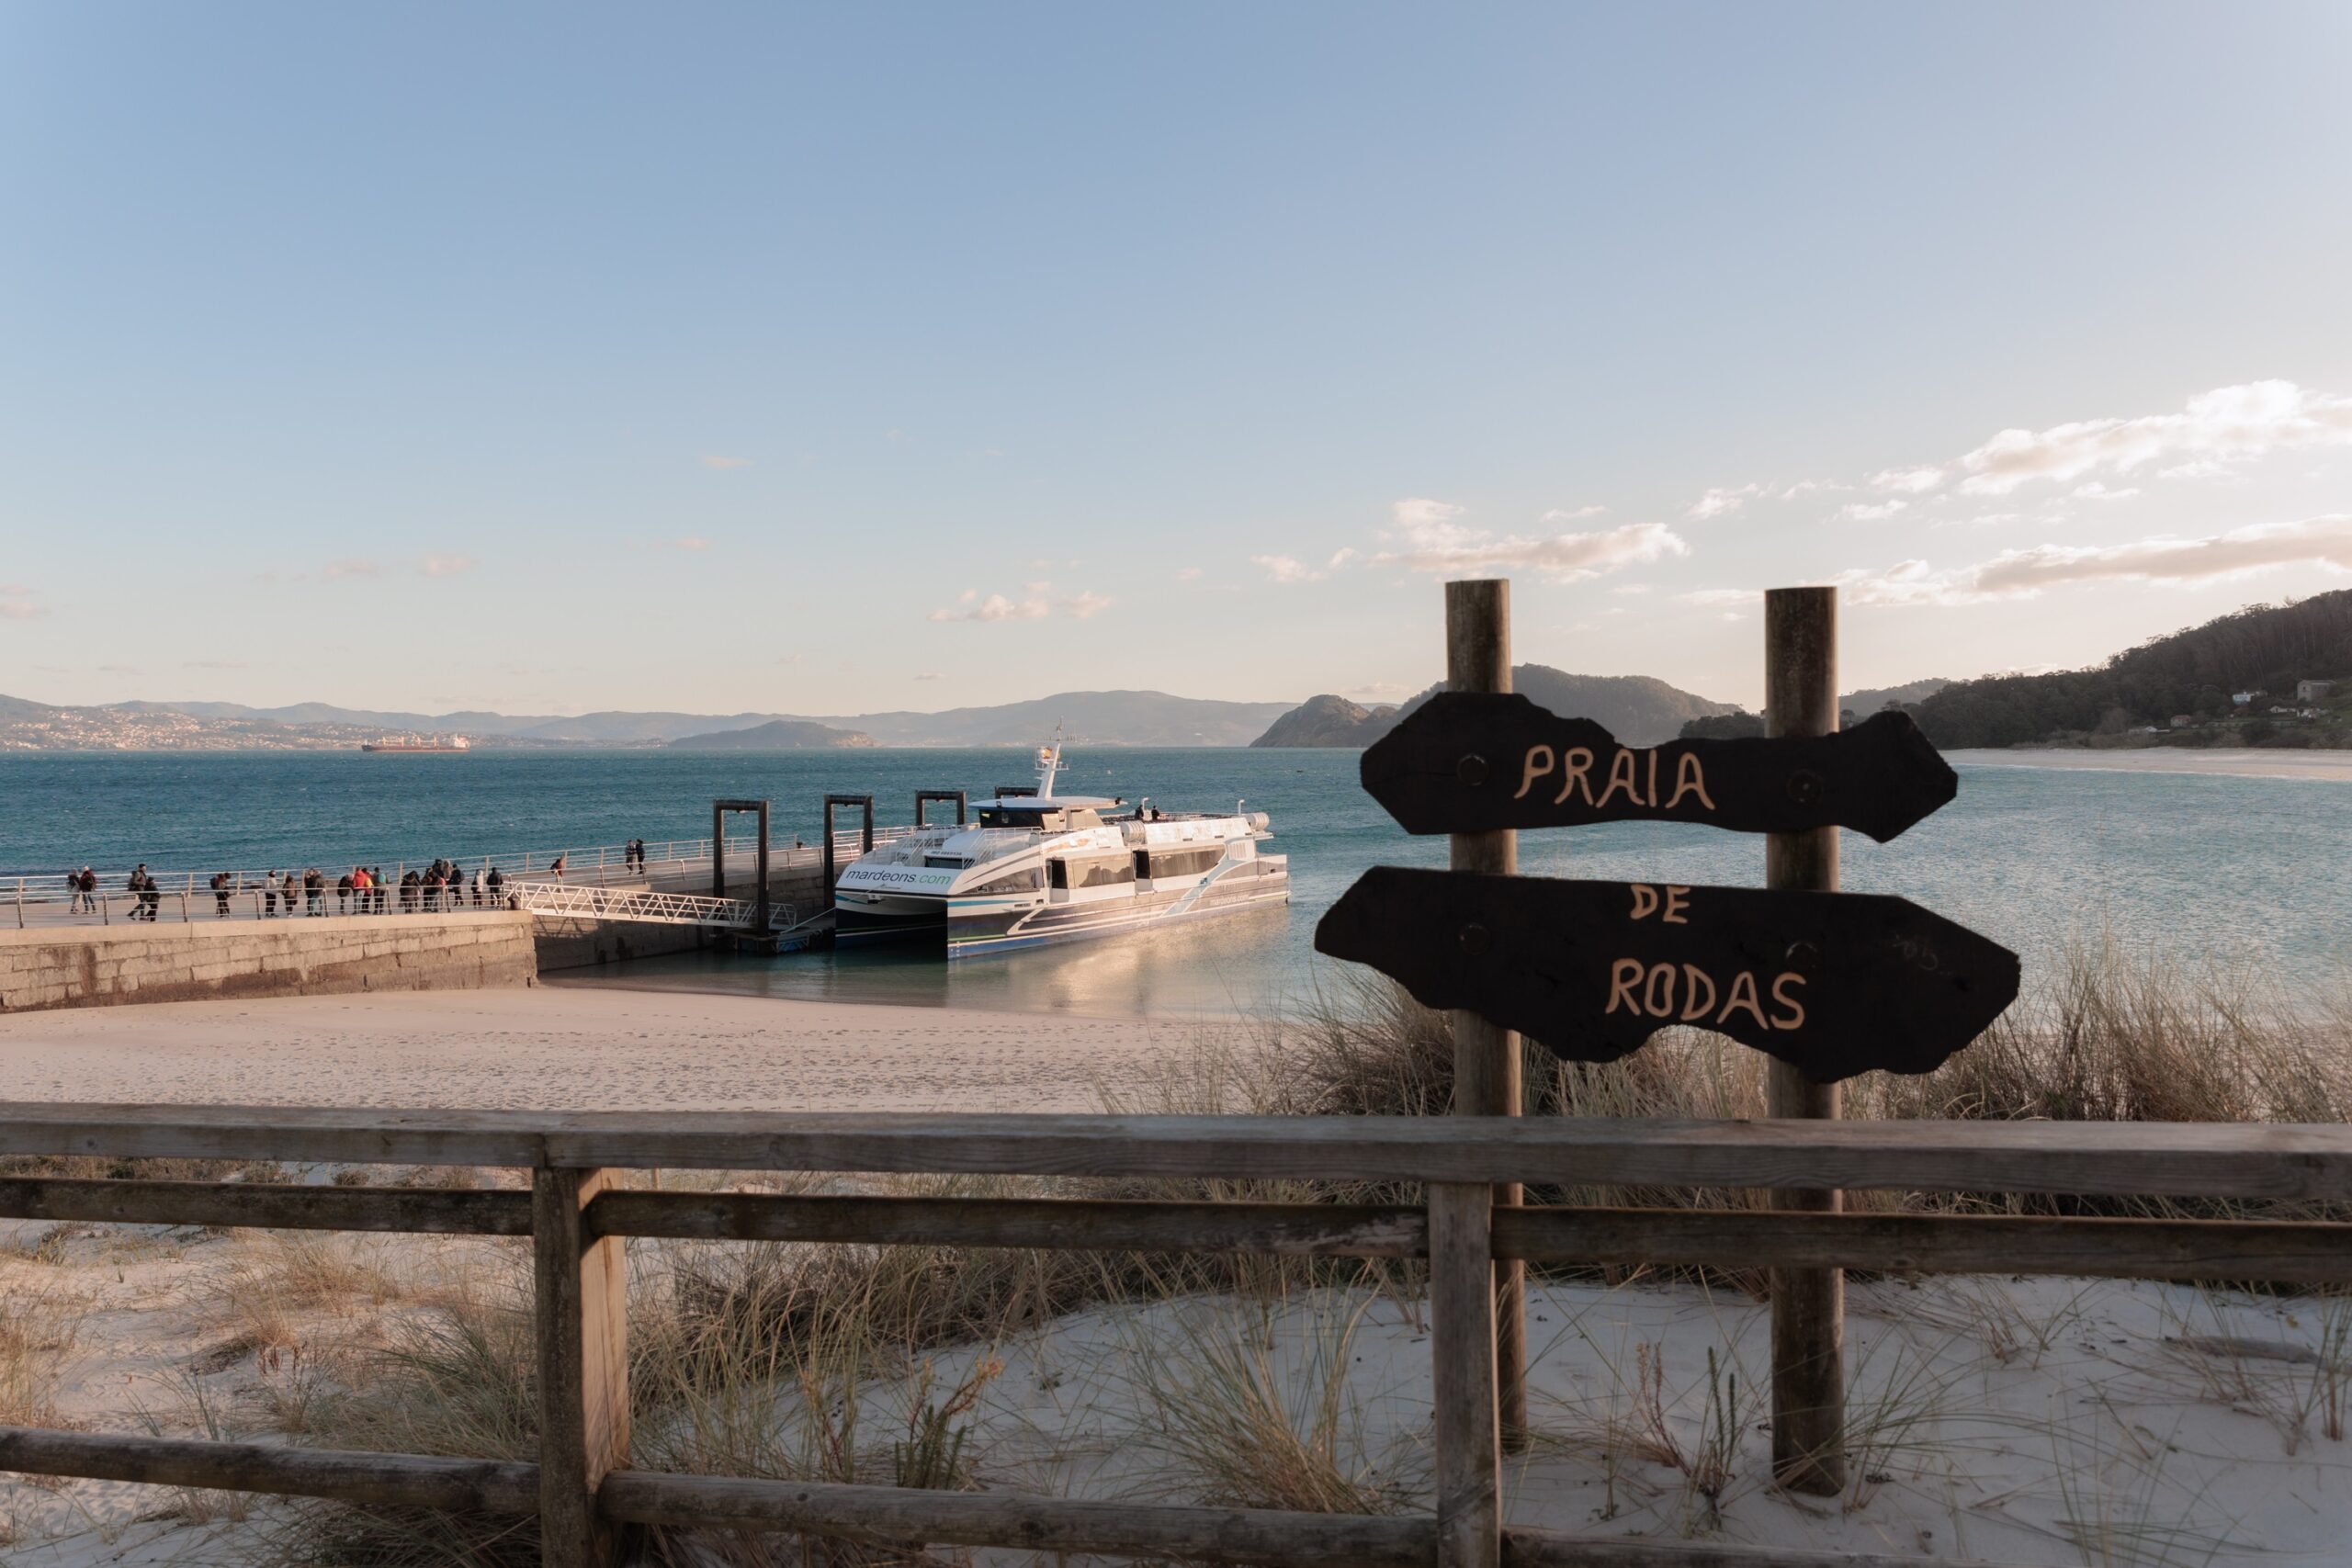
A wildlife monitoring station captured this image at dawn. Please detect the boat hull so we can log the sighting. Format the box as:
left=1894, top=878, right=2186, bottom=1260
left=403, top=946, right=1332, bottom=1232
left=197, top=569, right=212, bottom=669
left=944, top=859, right=1289, bottom=958
left=832, top=896, right=948, bottom=947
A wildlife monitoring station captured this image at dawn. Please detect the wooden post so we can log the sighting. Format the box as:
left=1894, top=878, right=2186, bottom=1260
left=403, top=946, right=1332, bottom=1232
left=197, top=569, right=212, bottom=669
left=534, top=1168, right=629, bottom=1566
left=1443, top=578, right=1527, bottom=1450
left=1429, top=1182, right=1500, bottom=1568
left=1762, top=585, right=1847, bottom=1496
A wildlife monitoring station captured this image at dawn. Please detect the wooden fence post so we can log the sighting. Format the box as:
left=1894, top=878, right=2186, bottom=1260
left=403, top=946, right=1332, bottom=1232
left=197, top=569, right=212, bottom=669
left=1763, top=585, right=1847, bottom=1495
left=535, top=1168, right=629, bottom=1566
left=1429, top=1182, right=1500, bottom=1568
left=1442, top=578, right=1527, bottom=1451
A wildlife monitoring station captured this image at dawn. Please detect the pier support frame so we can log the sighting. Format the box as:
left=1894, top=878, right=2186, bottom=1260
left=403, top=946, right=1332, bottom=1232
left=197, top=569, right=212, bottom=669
left=710, top=799, right=772, bottom=933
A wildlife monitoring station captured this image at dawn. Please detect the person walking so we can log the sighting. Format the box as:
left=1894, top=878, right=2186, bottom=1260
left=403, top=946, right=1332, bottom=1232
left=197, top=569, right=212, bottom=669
left=485, top=864, right=503, bottom=907
left=126, top=864, right=149, bottom=920
left=263, top=871, right=279, bottom=919
left=137, top=869, right=161, bottom=921
left=335, top=870, right=353, bottom=915
left=548, top=852, right=567, bottom=880
left=469, top=868, right=484, bottom=908
left=210, top=872, right=232, bottom=918
left=65, top=869, right=84, bottom=913
left=373, top=868, right=388, bottom=914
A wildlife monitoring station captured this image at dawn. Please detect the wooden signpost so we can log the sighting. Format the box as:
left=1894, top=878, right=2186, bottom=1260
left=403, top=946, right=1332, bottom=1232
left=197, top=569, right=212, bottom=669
left=1317, top=581, right=2020, bottom=1501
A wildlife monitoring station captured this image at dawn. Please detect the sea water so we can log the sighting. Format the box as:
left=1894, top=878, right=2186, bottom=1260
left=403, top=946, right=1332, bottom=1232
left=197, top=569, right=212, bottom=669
left=1, top=747, right=2344, bottom=1018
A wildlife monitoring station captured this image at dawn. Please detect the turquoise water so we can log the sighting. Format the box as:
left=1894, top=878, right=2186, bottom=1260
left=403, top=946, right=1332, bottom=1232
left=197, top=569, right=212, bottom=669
left=2, top=748, right=2346, bottom=1016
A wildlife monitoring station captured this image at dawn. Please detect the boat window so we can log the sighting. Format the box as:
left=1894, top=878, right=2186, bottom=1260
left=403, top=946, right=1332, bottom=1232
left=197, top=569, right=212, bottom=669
left=923, top=856, right=970, bottom=870
left=1054, top=855, right=1134, bottom=889
left=1146, top=847, right=1226, bottom=879
left=978, top=806, right=1065, bottom=830
left=969, top=868, right=1041, bottom=896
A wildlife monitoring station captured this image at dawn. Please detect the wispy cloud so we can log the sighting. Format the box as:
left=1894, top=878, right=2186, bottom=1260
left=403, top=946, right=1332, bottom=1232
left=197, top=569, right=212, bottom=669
left=1541, top=504, right=1609, bottom=522
left=699, top=453, right=752, bottom=469
left=1839, top=513, right=2352, bottom=606
left=1681, top=381, right=2352, bottom=529
left=0, top=583, right=43, bottom=620
left=1953, top=381, right=2352, bottom=496
left=928, top=585, right=1113, bottom=622
left=322, top=558, right=380, bottom=581
left=1835, top=500, right=1909, bottom=523
left=1687, top=485, right=1758, bottom=520
left=1373, top=499, right=1687, bottom=582
left=1251, top=554, right=1324, bottom=584
left=419, top=554, right=478, bottom=577
left=931, top=593, right=1046, bottom=623
left=1685, top=479, right=1843, bottom=520
left=913, top=671, right=946, bottom=681
left=1175, top=567, right=1204, bottom=582
left=1677, top=587, right=1763, bottom=608
left=96, top=663, right=138, bottom=675
left=183, top=660, right=247, bottom=670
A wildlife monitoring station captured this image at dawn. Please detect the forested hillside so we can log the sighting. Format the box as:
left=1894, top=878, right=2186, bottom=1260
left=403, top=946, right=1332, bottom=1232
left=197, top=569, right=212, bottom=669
left=1912, top=592, right=2352, bottom=748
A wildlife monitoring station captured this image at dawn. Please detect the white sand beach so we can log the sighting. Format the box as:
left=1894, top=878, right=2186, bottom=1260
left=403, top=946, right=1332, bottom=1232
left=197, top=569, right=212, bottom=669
left=0, top=985, right=1235, bottom=1112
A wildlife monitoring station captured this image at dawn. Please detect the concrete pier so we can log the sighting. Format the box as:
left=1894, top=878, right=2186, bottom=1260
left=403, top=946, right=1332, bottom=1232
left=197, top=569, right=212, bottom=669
left=0, top=913, right=537, bottom=1014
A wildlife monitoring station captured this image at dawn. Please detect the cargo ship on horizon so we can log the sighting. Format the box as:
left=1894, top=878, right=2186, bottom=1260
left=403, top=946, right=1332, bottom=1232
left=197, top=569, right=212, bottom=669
left=359, top=734, right=472, bottom=753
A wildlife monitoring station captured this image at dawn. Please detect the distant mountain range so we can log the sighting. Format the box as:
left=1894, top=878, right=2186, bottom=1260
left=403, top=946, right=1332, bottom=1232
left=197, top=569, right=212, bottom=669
left=666, top=719, right=878, bottom=750
left=0, top=689, right=1295, bottom=751
left=1250, top=667, right=1740, bottom=749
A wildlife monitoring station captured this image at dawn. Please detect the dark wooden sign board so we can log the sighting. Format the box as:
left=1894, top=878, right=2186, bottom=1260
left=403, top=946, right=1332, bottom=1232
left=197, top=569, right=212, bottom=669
left=1362, top=696, right=1957, bottom=843
left=1316, top=867, right=2020, bottom=1084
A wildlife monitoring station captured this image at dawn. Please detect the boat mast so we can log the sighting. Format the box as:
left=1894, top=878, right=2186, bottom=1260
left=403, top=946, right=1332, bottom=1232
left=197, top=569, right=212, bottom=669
left=1035, top=726, right=1065, bottom=800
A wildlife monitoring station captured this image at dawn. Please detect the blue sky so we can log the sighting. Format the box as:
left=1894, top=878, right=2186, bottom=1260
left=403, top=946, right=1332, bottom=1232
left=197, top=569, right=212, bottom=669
left=5, top=3, right=2350, bottom=716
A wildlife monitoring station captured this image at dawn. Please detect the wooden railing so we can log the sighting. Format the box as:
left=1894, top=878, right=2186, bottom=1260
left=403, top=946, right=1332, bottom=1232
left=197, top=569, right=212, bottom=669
left=4, top=1106, right=2350, bottom=1568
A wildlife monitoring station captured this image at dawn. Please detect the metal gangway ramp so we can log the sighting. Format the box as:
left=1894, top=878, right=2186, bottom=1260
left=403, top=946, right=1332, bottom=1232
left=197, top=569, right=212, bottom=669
left=503, top=880, right=821, bottom=938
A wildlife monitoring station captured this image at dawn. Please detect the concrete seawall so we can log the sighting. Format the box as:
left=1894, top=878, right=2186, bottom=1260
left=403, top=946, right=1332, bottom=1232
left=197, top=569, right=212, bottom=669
left=0, top=913, right=538, bottom=1014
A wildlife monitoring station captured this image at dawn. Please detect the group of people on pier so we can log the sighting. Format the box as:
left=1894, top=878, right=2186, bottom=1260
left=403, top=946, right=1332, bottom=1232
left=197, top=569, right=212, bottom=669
left=77, top=863, right=516, bottom=919
left=234, top=861, right=511, bottom=917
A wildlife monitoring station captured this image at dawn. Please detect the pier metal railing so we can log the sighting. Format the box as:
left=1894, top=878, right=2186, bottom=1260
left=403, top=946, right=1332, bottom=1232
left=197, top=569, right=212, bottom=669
left=1, top=1105, right=2348, bottom=1567
left=6, top=827, right=923, bottom=930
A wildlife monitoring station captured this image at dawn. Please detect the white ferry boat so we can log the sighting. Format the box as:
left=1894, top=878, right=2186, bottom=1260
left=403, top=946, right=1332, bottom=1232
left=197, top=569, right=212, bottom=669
left=832, top=736, right=1288, bottom=956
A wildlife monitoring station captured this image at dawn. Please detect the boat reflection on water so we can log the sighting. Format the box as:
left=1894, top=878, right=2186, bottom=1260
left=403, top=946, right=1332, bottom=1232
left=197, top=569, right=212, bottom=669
left=565, top=896, right=1293, bottom=1020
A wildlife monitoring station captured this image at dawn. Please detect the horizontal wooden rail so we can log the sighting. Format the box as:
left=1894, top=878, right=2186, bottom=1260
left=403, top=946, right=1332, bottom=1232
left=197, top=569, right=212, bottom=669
left=7, top=1175, right=2343, bottom=1285
left=1501, top=1527, right=2044, bottom=1567
left=591, top=1193, right=2352, bottom=1282
left=0, top=1177, right=532, bottom=1235
left=8, top=1105, right=2352, bottom=1199
left=599, top=1471, right=1434, bottom=1566
left=1495, top=1208, right=2352, bottom=1284
left=589, top=1190, right=1429, bottom=1254
left=0, top=1427, right=538, bottom=1514
left=0, top=1427, right=2047, bottom=1568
